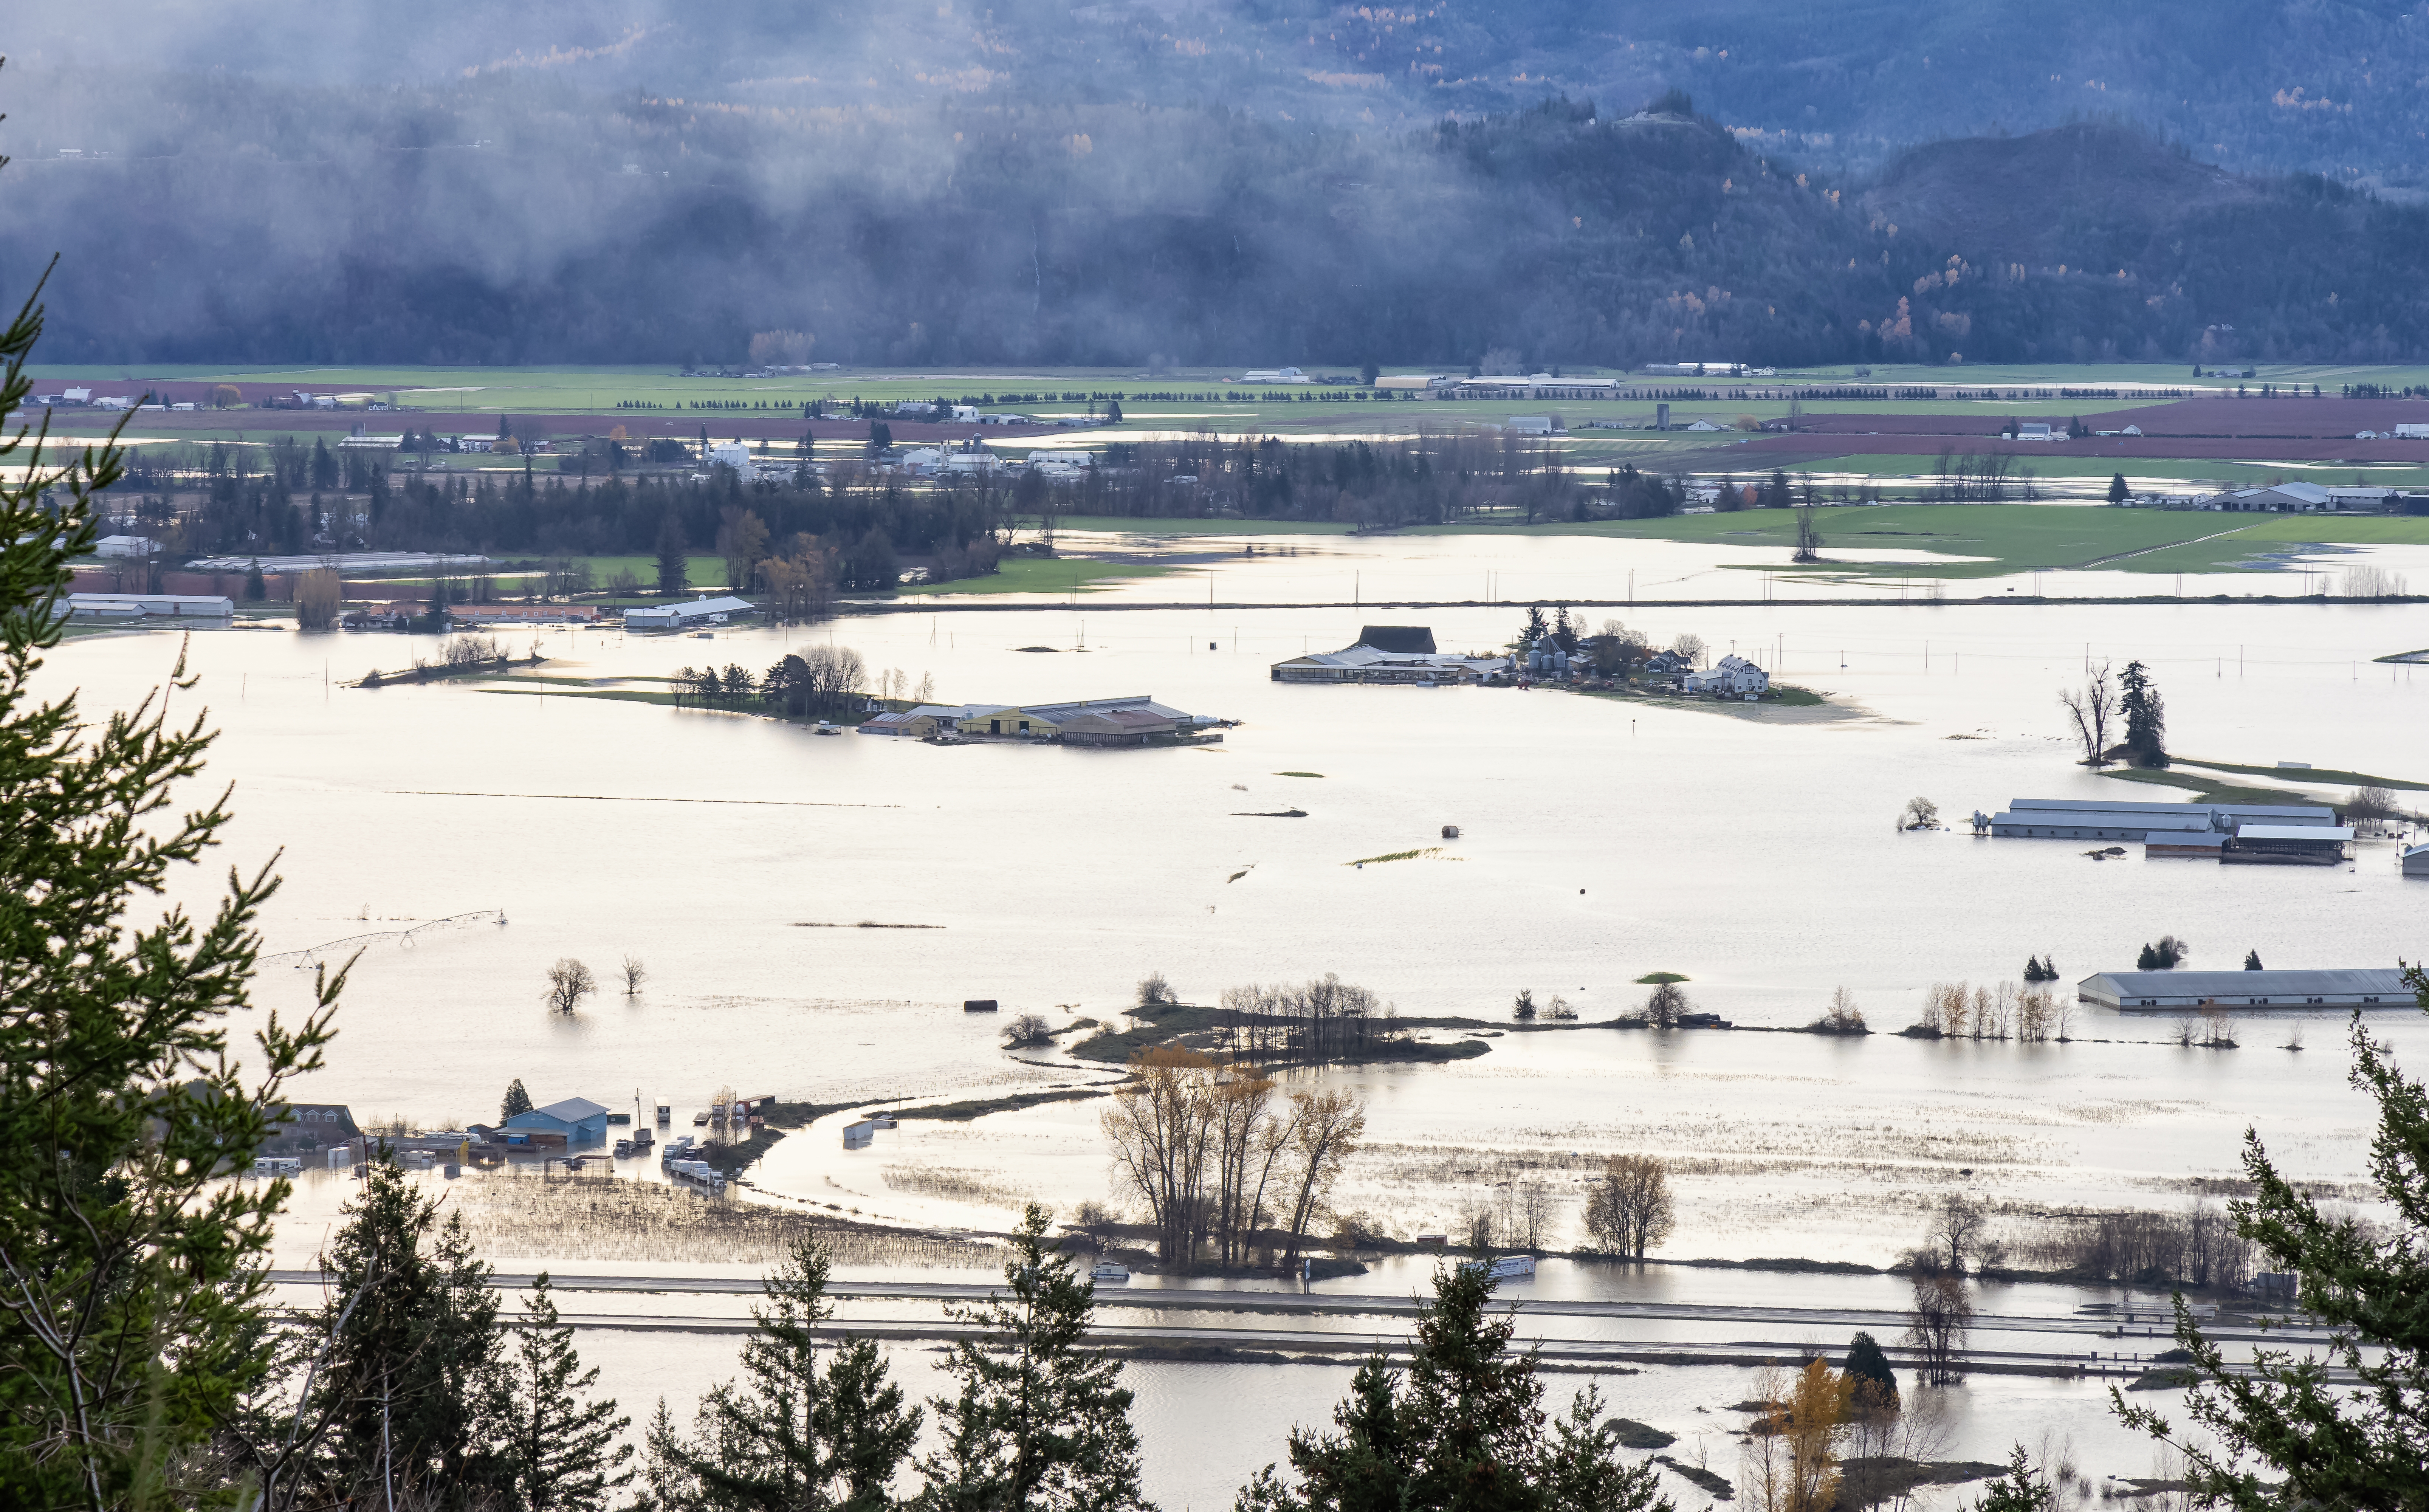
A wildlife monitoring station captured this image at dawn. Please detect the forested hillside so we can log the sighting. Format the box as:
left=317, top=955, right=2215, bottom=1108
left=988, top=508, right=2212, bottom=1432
left=10, top=0, right=2427, bottom=184
left=7, top=4, right=2429, bottom=367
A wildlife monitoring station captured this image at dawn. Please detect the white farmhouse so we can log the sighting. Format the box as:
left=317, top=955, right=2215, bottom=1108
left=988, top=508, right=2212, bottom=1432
left=1682, top=654, right=1769, bottom=696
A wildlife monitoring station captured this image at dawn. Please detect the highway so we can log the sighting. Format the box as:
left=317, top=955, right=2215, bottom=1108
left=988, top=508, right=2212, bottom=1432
left=267, top=1269, right=2336, bottom=1380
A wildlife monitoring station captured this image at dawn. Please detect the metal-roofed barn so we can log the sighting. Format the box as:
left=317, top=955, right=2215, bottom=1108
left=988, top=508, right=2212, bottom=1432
left=1271, top=627, right=1510, bottom=685
left=1988, top=797, right=2335, bottom=841
left=2078, top=968, right=2414, bottom=1011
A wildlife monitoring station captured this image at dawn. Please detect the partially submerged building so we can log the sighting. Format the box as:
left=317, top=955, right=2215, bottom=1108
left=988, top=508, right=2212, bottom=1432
left=858, top=694, right=1211, bottom=745
left=2077, top=968, right=2414, bottom=1011
left=1986, top=798, right=2336, bottom=842
left=65, top=592, right=234, bottom=621
left=1271, top=626, right=1511, bottom=684
left=498, top=1097, right=611, bottom=1148
left=622, top=594, right=754, bottom=631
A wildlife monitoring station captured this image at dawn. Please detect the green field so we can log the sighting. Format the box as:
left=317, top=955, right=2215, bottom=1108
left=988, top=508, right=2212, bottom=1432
left=907, top=556, right=1179, bottom=597
left=33, top=359, right=2407, bottom=443
left=1789, top=452, right=2429, bottom=491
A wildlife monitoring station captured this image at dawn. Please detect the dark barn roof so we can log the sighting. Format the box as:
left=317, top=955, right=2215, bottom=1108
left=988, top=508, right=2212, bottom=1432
left=1357, top=625, right=1436, bottom=654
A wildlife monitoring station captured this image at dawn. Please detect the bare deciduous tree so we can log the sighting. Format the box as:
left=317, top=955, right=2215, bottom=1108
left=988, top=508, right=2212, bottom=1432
left=544, top=957, right=596, bottom=1015
left=1279, top=1088, right=1367, bottom=1264
left=619, top=955, right=648, bottom=996
left=2345, top=784, right=2403, bottom=828
left=1672, top=632, right=1708, bottom=667
left=2058, top=661, right=2117, bottom=766
left=1645, top=980, right=1689, bottom=1029
left=1899, top=796, right=1938, bottom=830
left=1584, top=1153, right=1676, bottom=1259
left=1513, top=1177, right=1557, bottom=1250
left=1135, top=971, right=1175, bottom=1008
left=1903, top=1273, right=1973, bottom=1384
left=1926, top=1193, right=1988, bottom=1274
left=1101, top=1050, right=1325, bottom=1270
left=1002, top=1012, right=1053, bottom=1048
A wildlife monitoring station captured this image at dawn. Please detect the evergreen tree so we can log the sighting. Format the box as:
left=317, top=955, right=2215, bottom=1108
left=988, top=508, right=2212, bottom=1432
left=2244, top=950, right=2263, bottom=970
left=246, top=556, right=268, bottom=600
left=656, top=513, right=691, bottom=597
left=502, top=1077, right=535, bottom=1121
left=1842, top=1331, right=1900, bottom=1406
left=2107, top=472, right=2129, bottom=504
left=0, top=275, right=343, bottom=1510
left=634, top=1397, right=707, bottom=1512
left=2115, top=969, right=2429, bottom=1509
left=503, top=1275, right=634, bottom=1512
left=679, top=1231, right=919, bottom=1512
left=1972, top=1447, right=2057, bottom=1512
left=1238, top=1262, right=1672, bottom=1512
left=1104, top=398, right=1123, bottom=423
left=2118, top=660, right=2167, bottom=767
left=311, top=434, right=339, bottom=489
left=306, top=1158, right=510, bottom=1507
left=1520, top=603, right=1549, bottom=649
left=921, top=1204, right=1145, bottom=1512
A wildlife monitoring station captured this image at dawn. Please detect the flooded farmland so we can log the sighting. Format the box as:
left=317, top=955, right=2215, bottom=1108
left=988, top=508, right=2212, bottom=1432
left=48, top=528, right=2427, bottom=1506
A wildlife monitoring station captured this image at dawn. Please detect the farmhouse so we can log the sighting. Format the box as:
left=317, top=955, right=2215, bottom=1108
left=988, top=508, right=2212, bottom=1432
left=500, top=1097, right=610, bottom=1147
left=2077, top=967, right=2413, bottom=1011
left=265, top=1102, right=361, bottom=1154
left=1682, top=653, right=1770, bottom=696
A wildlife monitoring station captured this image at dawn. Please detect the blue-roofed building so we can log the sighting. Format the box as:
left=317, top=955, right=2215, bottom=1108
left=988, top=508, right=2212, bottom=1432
left=501, top=1097, right=610, bottom=1146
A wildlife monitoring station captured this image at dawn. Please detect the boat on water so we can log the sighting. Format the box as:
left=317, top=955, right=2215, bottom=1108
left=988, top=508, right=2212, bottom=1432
left=1461, top=1254, right=1536, bottom=1281
left=1091, top=1261, right=1131, bottom=1282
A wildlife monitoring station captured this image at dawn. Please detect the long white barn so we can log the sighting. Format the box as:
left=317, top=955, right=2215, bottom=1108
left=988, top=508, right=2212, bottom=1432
left=2077, top=968, right=2414, bottom=1011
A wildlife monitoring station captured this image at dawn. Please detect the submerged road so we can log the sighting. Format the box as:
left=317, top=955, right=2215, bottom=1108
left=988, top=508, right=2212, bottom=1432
left=266, top=1270, right=2335, bottom=1380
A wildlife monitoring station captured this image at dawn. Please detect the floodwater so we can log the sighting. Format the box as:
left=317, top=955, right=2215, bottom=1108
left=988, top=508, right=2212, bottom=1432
left=45, top=527, right=2429, bottom=1504
left=910, top=520, right=2429, bottom=607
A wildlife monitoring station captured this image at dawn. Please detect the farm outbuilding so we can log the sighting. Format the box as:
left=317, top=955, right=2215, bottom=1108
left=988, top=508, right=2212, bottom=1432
left=2077, top=968, right=2413, bottom=1011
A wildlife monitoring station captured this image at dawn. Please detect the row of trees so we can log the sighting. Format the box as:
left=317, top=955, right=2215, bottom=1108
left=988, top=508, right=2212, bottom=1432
left=672, top=647, right=885, bottom=720
left=1912, top=981, right=2072, bottom=1041
left=1211, top=975, right=1408, bottom=1065
left=1099, top=1050, right=1368, bottom=1270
